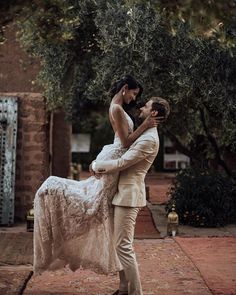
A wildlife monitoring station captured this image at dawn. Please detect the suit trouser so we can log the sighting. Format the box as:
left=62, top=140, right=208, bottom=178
left=114, top=206, right=143, bottom=295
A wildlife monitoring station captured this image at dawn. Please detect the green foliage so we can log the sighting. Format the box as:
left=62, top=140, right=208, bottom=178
left=154, top=0, right=236, bottom=47
left=166, top=167, right=236, bottom=227
left=90, top=2, right=236, bottom=177
left=15, top=0, right=236, bottom=177
left=0, top=0, right=31, bottom=44
left=18, top=0, right=99, bottom=114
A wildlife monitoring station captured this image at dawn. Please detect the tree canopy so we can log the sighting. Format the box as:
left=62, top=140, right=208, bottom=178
left=91, top=2, right=236, bottom=177
left=1, top=0, right=236, bottom=176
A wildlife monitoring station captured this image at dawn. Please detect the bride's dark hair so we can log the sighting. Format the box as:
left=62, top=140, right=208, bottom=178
left=108, top=74, right=143, bottom=98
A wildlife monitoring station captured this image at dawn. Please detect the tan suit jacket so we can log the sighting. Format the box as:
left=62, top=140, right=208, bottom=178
left=94, top=128, right=159, bottom=207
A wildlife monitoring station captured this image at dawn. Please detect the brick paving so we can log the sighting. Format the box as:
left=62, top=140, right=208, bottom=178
left=0, top=232, right=33, bottom=265
left=175, top=237, right=236, bottom=295
left=1, top=172, right=236, bottom=295
left=24, top=239, right=212, bottom=295
left=0, top=265, right=32, bottom=295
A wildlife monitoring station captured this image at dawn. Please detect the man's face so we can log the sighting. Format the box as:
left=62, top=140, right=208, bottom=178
left=139, top=100, right=154, bottom=119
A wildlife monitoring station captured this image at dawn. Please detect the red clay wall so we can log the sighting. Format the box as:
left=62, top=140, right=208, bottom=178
left=0, top=92, right=49, bottom=221
left=52, top=110, right=71, bottom=178
left=0, top=23, right=72, bottom=221
left=0, top=23, right=41, bottom=93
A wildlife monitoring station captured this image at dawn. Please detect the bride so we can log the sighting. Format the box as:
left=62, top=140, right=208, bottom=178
left=34, top=74, right=157, bottom=275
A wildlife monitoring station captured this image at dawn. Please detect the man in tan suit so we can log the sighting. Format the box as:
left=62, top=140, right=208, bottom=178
left=92, top=97, right=170, bottom=295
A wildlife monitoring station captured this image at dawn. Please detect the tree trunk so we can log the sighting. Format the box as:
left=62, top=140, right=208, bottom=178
left=199, top=107, right=234, bottom=178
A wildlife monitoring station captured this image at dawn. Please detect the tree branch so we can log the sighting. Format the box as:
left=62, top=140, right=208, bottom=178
left=163, top=127, right=200, bottom=161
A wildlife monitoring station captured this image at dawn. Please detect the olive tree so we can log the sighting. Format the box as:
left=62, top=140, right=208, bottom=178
left=13, top=0, right=236, bottom=177
left=89, top=1, right=236, bottom=177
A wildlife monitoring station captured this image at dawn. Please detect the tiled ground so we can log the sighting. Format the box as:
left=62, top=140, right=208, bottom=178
left=24, top=239, right=212, bottom=295
left=175, top=237, right=236, bottom=295
left=1, top=172, right=236, bottom=295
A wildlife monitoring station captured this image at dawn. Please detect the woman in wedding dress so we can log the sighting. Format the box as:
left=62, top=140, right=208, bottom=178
left=34, top=74, right=157, bottom=275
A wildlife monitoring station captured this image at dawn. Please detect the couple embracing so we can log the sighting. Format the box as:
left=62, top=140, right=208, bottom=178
left=34, top=75, right=170, bottom=295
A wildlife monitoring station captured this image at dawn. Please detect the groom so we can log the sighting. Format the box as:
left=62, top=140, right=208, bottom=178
left=91, top=97, right=170, bottom=295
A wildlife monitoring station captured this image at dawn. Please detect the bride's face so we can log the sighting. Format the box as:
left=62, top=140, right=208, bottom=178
left=123, top=87, right=140, bottom=104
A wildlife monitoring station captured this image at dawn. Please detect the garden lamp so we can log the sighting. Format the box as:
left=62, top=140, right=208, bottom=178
left=26, top=208, right=34, bottom=232
left=167, top=205, right=179, bottom=237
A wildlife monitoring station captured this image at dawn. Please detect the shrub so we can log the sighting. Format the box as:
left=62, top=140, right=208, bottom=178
left=166, top=167, right=236, bottom=227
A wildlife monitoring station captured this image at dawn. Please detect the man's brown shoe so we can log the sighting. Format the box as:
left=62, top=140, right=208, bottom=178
left=112, top=290, right=128, bottom=295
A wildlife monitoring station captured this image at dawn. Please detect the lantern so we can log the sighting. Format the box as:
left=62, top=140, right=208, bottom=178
left=167, top=205, right=179, bottom=237
left=26, top=208, right=34, bottom=232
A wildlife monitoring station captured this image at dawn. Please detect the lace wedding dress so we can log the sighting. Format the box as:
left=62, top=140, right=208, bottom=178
left=34, top=111, right=134, bottom=275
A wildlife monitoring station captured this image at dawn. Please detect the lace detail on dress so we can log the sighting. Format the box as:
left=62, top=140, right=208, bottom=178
left=34, top=109, right=133, bottom=275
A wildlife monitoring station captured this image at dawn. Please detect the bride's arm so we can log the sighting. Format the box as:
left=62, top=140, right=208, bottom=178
left=111, top=105, right=156, bottom=148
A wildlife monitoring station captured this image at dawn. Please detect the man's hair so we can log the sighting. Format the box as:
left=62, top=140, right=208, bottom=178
left=150, top=97, right=170, bottom=122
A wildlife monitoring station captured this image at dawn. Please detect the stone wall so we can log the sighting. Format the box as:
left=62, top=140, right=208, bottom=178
left=0, top=92, right=49, bottom=221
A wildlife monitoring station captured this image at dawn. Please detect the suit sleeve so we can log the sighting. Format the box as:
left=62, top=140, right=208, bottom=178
left=94, top=139, right=157, bottom=174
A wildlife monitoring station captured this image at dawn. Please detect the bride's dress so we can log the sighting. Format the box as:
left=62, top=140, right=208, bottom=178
left=34, top=111, right=134, bottom=275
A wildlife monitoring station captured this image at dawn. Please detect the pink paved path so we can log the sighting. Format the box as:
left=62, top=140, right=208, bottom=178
left=175, top=237, right=236, bottom=295
left=24, top=239, right=212, bottom=295
left=2, top=172, right=236, bottom=294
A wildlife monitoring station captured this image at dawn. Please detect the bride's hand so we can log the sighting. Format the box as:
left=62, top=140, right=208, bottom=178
left=89, top=163, right=101, bottom=179
left=89, top=163, right=94, bottom=176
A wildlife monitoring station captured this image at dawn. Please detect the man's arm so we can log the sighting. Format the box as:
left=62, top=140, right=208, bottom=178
left=92, top=139, right=158, bottom=174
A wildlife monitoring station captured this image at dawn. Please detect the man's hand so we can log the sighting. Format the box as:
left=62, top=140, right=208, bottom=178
left=156, top=116, right=165, bottom=124
left=143, top=115, right=164, bottom=128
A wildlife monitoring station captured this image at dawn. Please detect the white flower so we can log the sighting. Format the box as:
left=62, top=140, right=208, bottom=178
left=127, top=8, right=133, bottom=16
